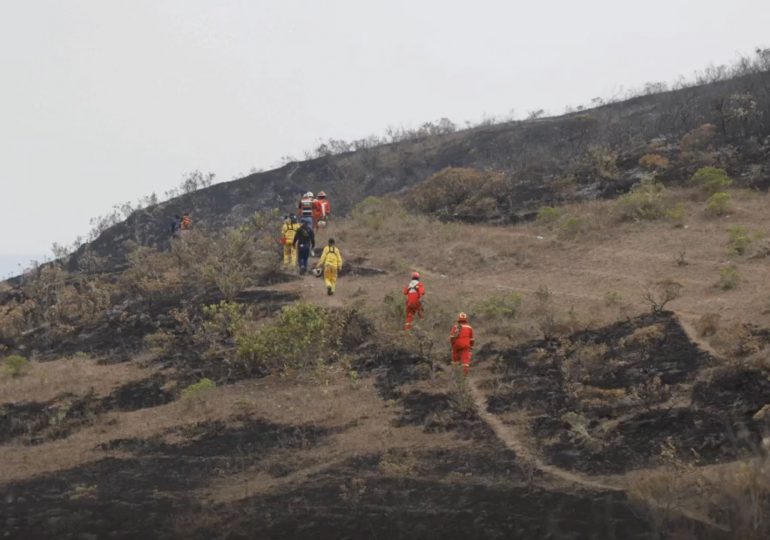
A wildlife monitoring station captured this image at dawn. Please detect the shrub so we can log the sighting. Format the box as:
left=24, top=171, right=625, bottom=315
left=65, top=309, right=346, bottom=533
left=472, top=293, right=522, bottom=321
left=718, top=266, right=740, bottom=290
left=536, top=206, right=561, bottom=226
left=642, top=280, right=683, bottom=314
left=666, top=204, right=685, bottom=227
left=2, top=355, right=29, bottom=378
left=614, top=179, right=670, bottom=221
left=638, top=153, right=670, bottom=170
left=705, top=191, right=731, bottom=216
left=558, top=216, right=589, bottom=238
left=236, top=303, right=329, bottom=372
left=181, top=378, right=216, bottom=400
left=405, top=167, right=507, bottom=219
left=727, top=226, right=751, bottom=255
left=690, top=166, right=732, bottom=195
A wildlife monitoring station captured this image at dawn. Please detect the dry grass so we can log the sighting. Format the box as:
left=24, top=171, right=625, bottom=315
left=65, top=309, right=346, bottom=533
left=0, top=354, right=153, bottom=403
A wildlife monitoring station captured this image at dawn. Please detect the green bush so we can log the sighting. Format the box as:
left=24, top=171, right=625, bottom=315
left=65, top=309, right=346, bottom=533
left=181, top=378, right=216, bottom=400
left=615, top=179, right=670, bottom=221
left=472, top=293, right=522, bottom=321
left=727, top=226, right=751, bottom=256
left=558, top=216, right=589, bottom=238
left=718, top=266, right=740, bottom=290
left=690, top=166, right=732, bottom=195
left=666, top=204, right=685, bottom=227
left=236, top=303, right=328, bottom=371
left=705, top=192, right=731, bottom=216
left=405, top=167, right=507, bottom=219
left=536, top=206, right=561, bottom=226
left=2, top=355, right=29, bottom=378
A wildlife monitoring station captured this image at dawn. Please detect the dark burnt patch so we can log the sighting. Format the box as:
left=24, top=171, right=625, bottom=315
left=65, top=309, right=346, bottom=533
left=483, top=312, right=763, bottom=474
left=1, top=416, right=338, bottom=540
left=693, top=367, right=770, bottom=413
left=395, top=389, right=492, bottom=440
left=0, top=392, right=102, bottom=445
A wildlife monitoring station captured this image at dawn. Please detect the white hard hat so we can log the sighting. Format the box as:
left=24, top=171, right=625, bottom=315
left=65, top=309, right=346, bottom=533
left=306, top=192, right=314, bottom=198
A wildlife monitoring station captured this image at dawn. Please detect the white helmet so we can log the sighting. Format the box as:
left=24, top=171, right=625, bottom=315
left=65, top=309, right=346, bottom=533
left=305, top=192, right=314, bottom=198
left=312, top=267, right=323, bottom=277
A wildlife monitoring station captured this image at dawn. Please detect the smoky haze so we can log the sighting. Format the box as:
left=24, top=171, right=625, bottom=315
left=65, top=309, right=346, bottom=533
left=1, top=0, right=769, bottom=276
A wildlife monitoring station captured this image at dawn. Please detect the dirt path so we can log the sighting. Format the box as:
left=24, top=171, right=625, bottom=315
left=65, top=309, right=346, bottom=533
left=466, top=377, right=622, bottom=492
left=467, top=376, right=731, bottom=533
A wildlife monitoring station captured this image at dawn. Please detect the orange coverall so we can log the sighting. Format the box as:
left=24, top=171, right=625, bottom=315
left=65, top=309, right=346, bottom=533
left=403, top=280, right=425, bottom=330
left=449, top=322, right=474, bottom=375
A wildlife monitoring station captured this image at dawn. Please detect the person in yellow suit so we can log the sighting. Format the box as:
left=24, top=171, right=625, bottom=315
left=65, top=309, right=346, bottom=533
left=281, top=214, right=300, bottom=267
left=315, top=238, right=343, bottom=295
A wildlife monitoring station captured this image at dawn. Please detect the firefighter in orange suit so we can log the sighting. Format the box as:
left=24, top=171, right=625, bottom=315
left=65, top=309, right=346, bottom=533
left=450, top=312, right=475, bottom=376
left=403, top=271, right=425, bottom=330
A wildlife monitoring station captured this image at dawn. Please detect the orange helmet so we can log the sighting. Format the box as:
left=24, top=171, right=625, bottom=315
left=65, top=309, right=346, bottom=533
left=317, top=191, right=326, bottom=198
left=411, top=271, right=420, bottom=279
left=457, top=312, right=468, bottom=322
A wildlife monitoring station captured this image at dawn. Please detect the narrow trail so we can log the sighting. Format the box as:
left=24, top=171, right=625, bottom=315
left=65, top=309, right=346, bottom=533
left=467, top=377, right=731, bottom=533
left=466, top=377, right=622, bottom=493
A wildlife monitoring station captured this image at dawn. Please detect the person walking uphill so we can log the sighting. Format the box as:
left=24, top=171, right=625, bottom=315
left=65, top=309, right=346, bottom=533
left=292, top=220, right=315, bottom=275
left=403, top=272, right=426, bottom=330
left=281, top=214, right=300, bottom=267
left=315, top=238, right=343, bottom=295
left=449, top=313, right=475, bottom=376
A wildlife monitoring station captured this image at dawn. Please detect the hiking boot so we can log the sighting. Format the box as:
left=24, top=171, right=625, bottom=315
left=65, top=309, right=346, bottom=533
left=327, top=286, right=333, bottom=295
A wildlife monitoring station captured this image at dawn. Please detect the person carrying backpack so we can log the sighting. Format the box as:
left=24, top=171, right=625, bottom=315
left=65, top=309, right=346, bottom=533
left=180, top=213, right=192, bottom=232
left=298, top=192, right=315, bottom=229
left=313, top=191, right=331, bottom=228
left=281, top=214, right=300, bottom=267
left=449, top=312, right=475, bottom=376
left=170, top=215, right=181, bottom=237
left=403, top=271, right=426, bottom=330
left=292, top=220, right=315, bottom=274
left=315, top=238, right=343, bottom=295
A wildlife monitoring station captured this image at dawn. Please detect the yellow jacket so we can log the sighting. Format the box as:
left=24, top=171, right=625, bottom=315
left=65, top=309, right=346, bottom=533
left=282, top=222, right=300, bottom=244
left=317, top=246, right=343, bottom=269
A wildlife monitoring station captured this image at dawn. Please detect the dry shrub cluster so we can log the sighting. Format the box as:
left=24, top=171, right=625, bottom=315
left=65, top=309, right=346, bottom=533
left=631, top=438, right=770, bottom=540
left=0, top=212, right=281, bottom=347
left=405, top=167, right=507, bottom=221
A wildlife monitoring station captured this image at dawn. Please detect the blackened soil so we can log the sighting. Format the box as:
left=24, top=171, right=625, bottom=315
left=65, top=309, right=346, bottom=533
left=208, top=463, right=655, bottom=540
left=0, top=392, right=102, bottom=445
left=485, top=312, right=767, bottom=474
left=0, top=375, right=173, bottom=446
left=396, top=389, right=493, bottom=440
left=11, top=288, right=297, bottom=363
left=1, top=417, right=337, bottom=540
left=568, top=312, right=712, bottom=387
left=692, top=367, right=770, bottom=412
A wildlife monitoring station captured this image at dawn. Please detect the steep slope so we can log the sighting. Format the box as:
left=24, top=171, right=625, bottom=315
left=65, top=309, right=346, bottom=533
left=64, top=69, right=770, bottom=271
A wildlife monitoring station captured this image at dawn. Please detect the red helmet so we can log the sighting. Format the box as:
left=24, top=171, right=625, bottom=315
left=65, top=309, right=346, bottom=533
left=457, top=312, right=468, bottom=322
left=411, top=271, right=420, bottom=279
left=317, top=191, right=326, bottom=198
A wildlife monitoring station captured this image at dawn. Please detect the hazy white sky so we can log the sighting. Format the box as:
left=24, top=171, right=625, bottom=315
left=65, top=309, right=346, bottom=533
left=1, top=0, right=769, bottom=275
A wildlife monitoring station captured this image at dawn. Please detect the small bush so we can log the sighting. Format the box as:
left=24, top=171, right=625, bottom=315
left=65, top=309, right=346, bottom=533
left=405, top=167, right=507, bottom=219
left=615, top=179, right=670, bottom=221
left=558, top=216, right=589, bottom=238
left=727, top=226, right=751, bottom=256
left=236, top=303, right=328, bottom=372
left=642, top=280, right=683, bottom=314
left=705, top=191, right=731, bottom=216
left=472, top=293, right=522, bottom=321
left=536, top=206, right=561, bottom=226
left=181, top=378, right=216, bottom=400
left=638, top=153, right=670, bottom=170
left=690, top=166, right=732, bottom=195
left=2, top=355, right=29, bottom=378
left=665, top=204, right=685, bottom=227
left=718, top=266, right=740, bottom=290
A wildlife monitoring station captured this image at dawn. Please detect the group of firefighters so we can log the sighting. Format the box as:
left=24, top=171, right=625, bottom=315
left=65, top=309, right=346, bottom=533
left=279, top=191, right=475, bottom=375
